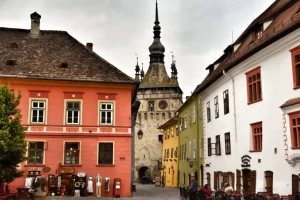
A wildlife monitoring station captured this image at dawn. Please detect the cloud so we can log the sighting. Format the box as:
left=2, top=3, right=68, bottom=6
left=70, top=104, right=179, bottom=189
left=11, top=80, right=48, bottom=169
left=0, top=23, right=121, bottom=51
left=0, top=0, right=275, bottom=95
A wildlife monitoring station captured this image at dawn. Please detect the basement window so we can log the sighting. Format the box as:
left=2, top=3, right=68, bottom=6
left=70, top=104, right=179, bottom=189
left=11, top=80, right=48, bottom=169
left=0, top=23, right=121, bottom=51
left=6, top=60, right=16, bottom=66
left=59, top=62, right=69, bottom=68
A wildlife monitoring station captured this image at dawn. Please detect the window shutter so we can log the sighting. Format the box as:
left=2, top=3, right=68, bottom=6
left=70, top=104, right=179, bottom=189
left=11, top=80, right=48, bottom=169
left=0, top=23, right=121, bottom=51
left=232, top=173, right=235, bottom=190
left=292, top=174, right=299, bottom=195
left=250, top=170, right=256, bottom=194
left=214, top=171, right=218, bottom=190
left=236, top=170, right=241, bottom=193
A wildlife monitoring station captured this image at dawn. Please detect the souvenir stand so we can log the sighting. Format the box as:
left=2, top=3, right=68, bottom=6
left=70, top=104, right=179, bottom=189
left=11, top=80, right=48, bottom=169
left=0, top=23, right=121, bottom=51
left=74, top=172, right=87, bottom=197
left=47, top=174, right=61, bottom=196
left=16, top=168, right=41, bottom=200
left=57, top=167, right=75, bottom=196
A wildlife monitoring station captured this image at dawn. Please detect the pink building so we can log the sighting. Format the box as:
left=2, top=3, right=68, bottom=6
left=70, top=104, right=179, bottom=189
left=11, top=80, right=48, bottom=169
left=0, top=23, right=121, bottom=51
left=0, top=12, right=139, bottom=197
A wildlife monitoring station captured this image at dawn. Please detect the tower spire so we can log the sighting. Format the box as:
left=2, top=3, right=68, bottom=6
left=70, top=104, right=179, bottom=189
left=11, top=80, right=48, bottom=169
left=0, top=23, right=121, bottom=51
left=135, top=55, right=140, bottom=81
left=141, top=63, right=145, bottom=80
left=148, top=0, right=165, bottom=63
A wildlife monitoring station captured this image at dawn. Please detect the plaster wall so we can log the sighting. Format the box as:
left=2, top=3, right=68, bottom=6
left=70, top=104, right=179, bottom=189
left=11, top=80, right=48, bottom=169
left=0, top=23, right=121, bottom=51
left=201, top=29, right=300, bottom=195
left=5, top=79, right=134, bottom=197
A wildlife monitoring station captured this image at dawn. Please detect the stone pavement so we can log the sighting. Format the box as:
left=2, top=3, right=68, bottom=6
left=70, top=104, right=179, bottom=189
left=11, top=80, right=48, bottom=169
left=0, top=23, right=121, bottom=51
left=46, top=184, right=180, bottom=199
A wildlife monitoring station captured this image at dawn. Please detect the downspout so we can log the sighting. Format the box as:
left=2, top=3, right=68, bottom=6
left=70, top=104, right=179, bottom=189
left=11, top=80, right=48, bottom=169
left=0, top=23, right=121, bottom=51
left=222, top=70, right=237, bottom=142
left=131, top=99, right=141, bottom=196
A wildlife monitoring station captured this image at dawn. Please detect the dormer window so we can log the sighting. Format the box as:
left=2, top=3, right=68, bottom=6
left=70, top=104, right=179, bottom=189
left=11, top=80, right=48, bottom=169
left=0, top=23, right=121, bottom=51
left=253, top=25, right=263, bottom=41
left=148, top=101, right=155, bottom=111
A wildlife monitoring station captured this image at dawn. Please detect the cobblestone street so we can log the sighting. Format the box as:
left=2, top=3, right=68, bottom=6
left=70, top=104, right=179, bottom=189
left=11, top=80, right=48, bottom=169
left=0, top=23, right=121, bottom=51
left=46, top=184, right=180, bottom=200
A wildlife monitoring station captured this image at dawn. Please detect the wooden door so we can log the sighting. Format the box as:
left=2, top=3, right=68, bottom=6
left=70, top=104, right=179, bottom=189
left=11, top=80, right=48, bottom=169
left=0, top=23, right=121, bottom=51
left=242, top=169, right=251, bottom=196
left=201, top=165, right=204, bottom=186
left=172, top=170, right=174, bottom=186
left=214, top=171, right=218, bottom=190
left=265, top=171, right=273, bottom=193
left=250, top=170, right=256, bottom=194
left=236, top=170, right=241, bottom=193
left=292, top=174, right=299, bottom=195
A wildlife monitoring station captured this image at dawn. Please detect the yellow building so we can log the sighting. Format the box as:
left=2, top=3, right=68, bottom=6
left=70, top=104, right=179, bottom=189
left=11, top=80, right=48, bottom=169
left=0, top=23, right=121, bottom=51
left=158, top=116, right=179, bottom=187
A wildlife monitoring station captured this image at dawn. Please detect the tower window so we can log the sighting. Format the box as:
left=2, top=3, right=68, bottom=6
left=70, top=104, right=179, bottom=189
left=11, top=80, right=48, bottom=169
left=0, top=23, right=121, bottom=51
left=148, top=101, right=155, bottom=111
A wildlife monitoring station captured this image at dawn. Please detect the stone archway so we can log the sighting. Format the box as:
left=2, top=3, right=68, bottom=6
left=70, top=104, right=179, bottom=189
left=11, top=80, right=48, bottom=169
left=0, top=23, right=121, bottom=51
left=138, top=166, right=149, bottom=180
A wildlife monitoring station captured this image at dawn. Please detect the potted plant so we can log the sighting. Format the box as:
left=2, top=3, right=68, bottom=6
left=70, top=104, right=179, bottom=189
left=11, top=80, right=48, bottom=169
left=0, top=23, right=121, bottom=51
left=31, top=177, right=47, bottom=200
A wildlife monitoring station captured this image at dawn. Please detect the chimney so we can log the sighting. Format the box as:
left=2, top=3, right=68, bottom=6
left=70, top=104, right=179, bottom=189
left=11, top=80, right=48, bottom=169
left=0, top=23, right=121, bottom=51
left=86, top=43, right=93, bottom=51
left=30, top=12, right=41, bottom=36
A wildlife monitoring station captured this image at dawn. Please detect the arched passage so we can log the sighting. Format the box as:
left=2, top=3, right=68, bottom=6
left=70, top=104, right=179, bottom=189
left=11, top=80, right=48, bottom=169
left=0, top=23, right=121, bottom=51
left=138, top=166, right=149, bottom=180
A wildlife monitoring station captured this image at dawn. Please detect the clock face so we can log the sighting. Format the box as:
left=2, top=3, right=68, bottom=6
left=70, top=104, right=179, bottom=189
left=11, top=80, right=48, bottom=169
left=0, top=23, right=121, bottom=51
left=159, top=100, right=168, bottom=110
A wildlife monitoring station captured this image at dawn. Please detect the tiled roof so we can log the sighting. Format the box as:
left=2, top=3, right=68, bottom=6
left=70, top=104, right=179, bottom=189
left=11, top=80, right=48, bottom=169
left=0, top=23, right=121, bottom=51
left=0, top=28, right=138, bottom=84
left=193, top=0, right=300, bottom=95
left=280, top=97, right=300, bottom=108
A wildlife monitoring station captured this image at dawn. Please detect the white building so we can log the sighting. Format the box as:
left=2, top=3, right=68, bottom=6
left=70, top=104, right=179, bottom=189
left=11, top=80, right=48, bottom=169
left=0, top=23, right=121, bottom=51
left=194, top=0, right=300, bottom=196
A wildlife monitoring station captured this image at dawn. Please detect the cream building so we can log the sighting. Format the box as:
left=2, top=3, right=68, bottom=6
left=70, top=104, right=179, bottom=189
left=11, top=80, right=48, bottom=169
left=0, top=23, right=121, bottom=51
left=133, top=1, right=182, bottom=182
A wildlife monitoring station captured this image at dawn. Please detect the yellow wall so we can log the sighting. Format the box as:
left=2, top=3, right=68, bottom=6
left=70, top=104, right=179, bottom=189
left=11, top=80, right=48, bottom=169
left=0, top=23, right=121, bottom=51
left=160, top=118, right=179, bottom=187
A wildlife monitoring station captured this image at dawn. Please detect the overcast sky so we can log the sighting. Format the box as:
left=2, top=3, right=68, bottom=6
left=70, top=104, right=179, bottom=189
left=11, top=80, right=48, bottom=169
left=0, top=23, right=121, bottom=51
left=0, top=0, right=274, bottom=97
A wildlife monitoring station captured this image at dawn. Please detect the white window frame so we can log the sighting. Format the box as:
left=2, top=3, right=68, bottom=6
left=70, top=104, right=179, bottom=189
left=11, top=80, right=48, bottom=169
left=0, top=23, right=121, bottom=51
left=188, top=141, right=192, bottom=159
left=99, top=102, right=114, bottom=125
left=30, top=100, right=46, bottom=124
left=65, top=101, right=81, bottom=125
left=184, top=113, right=187, bottom=129
left=193, top=139, right=197, bottom=159
left=63, top=141, right=81, bottom=165
left=192, top=105, right=196, bottom=123
left=26, top=140, right=46, bottom=165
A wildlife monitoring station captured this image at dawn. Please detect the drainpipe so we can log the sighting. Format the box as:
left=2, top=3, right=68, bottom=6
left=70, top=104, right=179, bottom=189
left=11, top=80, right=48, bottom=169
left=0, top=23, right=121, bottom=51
left=222, top=70, right=237, bottom=142
left=131, top=100, right=141, bottom=196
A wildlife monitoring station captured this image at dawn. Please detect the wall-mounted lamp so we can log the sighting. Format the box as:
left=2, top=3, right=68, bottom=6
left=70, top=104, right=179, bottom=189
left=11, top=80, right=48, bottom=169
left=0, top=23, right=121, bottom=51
left=137, top=129, right=143, bottom=140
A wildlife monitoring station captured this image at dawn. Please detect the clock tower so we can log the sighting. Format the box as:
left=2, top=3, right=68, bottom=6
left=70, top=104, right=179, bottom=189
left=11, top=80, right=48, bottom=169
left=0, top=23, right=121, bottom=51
left=133, top=0, right=183, bottom=182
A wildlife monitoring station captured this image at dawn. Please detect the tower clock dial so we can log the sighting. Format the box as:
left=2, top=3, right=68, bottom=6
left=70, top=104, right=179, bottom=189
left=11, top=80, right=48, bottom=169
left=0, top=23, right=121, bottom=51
left=159, top=100, right=168, bottom=109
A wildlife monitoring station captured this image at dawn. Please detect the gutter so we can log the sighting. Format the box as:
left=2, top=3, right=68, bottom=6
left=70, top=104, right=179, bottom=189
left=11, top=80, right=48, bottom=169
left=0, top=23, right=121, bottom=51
left=222, top=70, right=237, bottom=142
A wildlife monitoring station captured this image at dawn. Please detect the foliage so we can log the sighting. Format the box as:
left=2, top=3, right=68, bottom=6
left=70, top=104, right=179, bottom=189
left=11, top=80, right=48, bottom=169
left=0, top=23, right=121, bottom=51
left=31, top=177, right=46, bottom=189
left=0, top=85, right=27, bottom=183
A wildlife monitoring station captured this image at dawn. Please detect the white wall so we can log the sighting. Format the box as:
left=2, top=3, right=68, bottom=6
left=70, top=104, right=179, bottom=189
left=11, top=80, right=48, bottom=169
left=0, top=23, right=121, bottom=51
left=201, top=28, right=300, bottom=195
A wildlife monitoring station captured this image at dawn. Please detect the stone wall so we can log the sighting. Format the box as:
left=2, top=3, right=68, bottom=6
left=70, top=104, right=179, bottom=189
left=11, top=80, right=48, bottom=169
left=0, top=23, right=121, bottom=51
left=134, top=89, right=182, bottom=181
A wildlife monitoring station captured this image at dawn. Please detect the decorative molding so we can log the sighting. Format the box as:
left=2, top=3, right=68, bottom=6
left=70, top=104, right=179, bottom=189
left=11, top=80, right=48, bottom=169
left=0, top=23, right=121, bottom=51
left=286, top=153, right=300, bottom=167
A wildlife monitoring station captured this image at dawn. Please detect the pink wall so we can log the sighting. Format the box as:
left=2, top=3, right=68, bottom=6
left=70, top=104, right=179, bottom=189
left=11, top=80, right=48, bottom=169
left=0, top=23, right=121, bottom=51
left=7, top=79, right=134, bottom=197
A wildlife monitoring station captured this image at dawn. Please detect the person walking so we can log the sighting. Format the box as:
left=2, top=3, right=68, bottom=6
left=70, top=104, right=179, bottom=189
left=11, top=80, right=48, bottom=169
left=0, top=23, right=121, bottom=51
left=203, top=184, right=212, bottom=197
left=188, top=175, right=198, bottom=200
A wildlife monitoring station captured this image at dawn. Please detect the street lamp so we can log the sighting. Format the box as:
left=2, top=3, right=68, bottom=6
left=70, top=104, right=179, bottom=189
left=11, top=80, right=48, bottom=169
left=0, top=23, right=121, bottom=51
left=137, top=129, right=143, bottom=140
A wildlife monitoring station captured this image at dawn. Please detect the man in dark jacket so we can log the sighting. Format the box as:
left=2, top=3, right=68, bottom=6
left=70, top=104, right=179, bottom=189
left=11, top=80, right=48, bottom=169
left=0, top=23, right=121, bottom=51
left=189, top=175, right=198, bottom=200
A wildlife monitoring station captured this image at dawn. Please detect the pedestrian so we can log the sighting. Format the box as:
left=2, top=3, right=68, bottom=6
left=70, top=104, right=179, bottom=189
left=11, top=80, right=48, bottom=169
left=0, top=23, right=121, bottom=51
left=224, top=183, right=233, bottom=195
left=203, top=184, right=211, bottom=197
left=161, top=176, right=165, bottom=187
left=188, top=175, right=198, bottom=200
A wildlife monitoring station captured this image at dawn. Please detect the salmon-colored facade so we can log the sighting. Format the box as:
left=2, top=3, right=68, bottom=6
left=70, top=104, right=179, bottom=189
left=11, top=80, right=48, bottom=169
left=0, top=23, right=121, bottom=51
left=6, top=78, right=136, bottom=197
